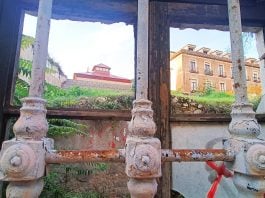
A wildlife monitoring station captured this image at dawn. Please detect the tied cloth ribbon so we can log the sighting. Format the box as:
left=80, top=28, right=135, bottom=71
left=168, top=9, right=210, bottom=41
left=206, top=161, right=233, bottom=198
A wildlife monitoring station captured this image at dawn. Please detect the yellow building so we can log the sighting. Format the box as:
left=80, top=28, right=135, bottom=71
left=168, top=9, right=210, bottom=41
left=170, top=44, right=261, bottom=95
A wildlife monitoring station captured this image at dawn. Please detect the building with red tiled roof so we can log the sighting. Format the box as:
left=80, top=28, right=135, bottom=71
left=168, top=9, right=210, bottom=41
left=63, top=64, right=132, bottom=90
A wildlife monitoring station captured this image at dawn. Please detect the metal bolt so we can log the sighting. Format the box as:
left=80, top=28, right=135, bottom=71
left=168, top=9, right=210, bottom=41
left=10, top=156, right=22, bottom=166
left=142, top=155, right=150, bottom=166
left=258, top=155, right=265, bottom=164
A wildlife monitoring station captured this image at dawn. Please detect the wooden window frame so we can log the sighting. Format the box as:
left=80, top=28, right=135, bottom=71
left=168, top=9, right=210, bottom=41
left=219, top=82, right=226, bottom=92
left=190, top=79, right=198, bottom=92
left=189, top=60, right=197, bottom=73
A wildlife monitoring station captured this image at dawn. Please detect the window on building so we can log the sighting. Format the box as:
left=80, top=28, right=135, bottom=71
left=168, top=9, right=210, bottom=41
left=220, top=82, right=226, bottom=92
left=190, top=60, right=197, bottom=73
left=219, top=65, right=224, bottom=77
left=204, top=62, right=212, bottom=75
left=253, top=72, right=259, bottom=82
left=191, top=79, right=198, bottom=92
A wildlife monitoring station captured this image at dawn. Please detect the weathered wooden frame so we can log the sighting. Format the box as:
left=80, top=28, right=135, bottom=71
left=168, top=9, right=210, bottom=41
left=1, top=0, right=265, bottom=197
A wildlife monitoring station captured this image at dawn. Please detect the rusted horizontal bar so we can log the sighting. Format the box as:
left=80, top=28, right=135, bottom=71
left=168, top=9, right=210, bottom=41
left=45, top=149, right=126, bottom=164
left=162, top=149, right=234, bottom=162
left=45, top=149, right=234, bottom=164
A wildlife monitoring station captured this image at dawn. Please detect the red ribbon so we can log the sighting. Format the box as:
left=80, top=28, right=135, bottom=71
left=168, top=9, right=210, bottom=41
left=206, top=161, right=233, bottom=198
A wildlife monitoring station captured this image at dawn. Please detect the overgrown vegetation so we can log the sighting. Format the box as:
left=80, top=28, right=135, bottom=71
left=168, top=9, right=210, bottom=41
left=40, top=163, right=109, bottom=198
left=171, top=87, right=261, bottom=114
left=172, top=88, right=235, bottom=106
left=14, top=78, right=133, bottom=109
left=40, top=171, right=100, bottom=198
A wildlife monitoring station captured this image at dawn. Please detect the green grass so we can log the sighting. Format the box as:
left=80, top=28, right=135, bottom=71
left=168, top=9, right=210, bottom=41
left=190, top=92, right=235, bottom=106
left=14, top=79, right=133, bottom=109
left=171, top=89, right=261, bottom=112
left=171, top=90, right=234, bottom=105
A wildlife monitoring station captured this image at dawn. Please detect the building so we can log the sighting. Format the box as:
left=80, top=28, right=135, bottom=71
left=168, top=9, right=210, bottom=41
left=63, top=63, right=132, bottom=90
left=20, top=35, right=67, bottom=87
left=170, top=44, right=261, bottom=95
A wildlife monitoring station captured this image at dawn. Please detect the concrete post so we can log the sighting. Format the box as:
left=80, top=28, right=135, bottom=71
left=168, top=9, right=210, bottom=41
left=125, top=0, right=161, bottom=197
left=0, top=0, right=53, bottom=197
left=256, top=29, right=265, bottom=114
left=226, top=0, right=265, bottom=197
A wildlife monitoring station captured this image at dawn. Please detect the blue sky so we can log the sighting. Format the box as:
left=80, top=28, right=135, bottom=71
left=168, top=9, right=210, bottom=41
left=22, top=14, right=258, bottom=79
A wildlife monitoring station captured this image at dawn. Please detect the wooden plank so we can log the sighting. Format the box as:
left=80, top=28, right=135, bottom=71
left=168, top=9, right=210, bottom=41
left=19, top=0, right=265, bottom=30
left=4, top=11, right=24, bottom=109
left=6, top=106, right=265, bottom=123
left=149, top=1, right=171, bottom=197
left=155, top=0, right=257, bottom=6
left=0, top=0, right=23, bottom=145
left=4, top=106, right=132, bottom=121
left=169, top=2, right=265, bottom=30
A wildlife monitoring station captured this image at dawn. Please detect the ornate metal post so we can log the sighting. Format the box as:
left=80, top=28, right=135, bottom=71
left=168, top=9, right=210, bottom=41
left=256, top=29, right=265, bottom=114
left=226, top=0, right=265, bottom=197
left=125, top=0, right=161, bottom=197
left=0, top=0, right=53, bottom=197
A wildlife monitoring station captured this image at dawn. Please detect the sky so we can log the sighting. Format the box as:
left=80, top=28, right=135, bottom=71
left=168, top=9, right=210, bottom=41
left=22, top=14, right=258, bottom=79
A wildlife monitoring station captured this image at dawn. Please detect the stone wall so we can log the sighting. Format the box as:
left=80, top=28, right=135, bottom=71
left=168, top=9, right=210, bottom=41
left=62, top=79, right=132, bottom=90
left=45, top=73, right=67, bottom=87
left=171, top=95, right=231, bottom=115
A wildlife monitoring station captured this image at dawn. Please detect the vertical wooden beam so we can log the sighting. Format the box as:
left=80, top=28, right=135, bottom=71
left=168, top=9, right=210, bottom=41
left=149, top=1, right=171, bottom=197
left=0, top=0, right=23, bottom=146
left=5, top=14, right=24, bottom=109
left=0, top=0, right=22, bottom=196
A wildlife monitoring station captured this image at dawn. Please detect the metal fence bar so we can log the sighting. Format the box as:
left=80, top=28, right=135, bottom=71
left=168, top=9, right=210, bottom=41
left=45, top=149, right=234, bottom=164
left=125, top=0, right=162, bottom=197
left=227, top=0, right=265, bottom=197
left=162, top=149, right=234, bottom=162
left=0, top=0, right=53, bottom=197
left=46, top=149, right=125, bottom=163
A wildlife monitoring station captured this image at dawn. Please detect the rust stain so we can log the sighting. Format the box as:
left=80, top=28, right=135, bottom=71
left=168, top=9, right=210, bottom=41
left=162, top=149, right=234, bottom=162
left=46, top=149, right=124, bottom=164
left=46, top=148, right=234, bottom=164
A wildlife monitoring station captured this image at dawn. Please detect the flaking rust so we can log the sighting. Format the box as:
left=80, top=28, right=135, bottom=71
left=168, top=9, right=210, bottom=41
left=161, top=149, right=234, bottom=162
left=45, top=148, right=234, bottom=164
left=46, top=149, right=124, bottom=163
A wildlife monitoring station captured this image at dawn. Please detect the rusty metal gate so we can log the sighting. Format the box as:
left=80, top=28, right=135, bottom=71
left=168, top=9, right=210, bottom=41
left=0, top=0, right=265, bottom=197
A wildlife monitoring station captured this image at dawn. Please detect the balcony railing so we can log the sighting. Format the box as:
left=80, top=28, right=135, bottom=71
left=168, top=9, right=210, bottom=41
left=189, top=68, right=198, bottom=73
left=204, top=69, right=213, bottom=76
left=253, top=77, right=261, bottom=83
left=218, top=73, right=227, bottom=78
